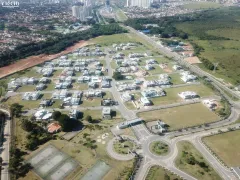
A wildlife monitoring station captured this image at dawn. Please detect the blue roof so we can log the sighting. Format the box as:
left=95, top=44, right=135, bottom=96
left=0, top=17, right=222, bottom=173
left=141, top=30, right=150, bottom=33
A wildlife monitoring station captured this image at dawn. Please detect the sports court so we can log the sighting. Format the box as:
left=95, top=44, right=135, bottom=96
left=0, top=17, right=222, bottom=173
left=27, top=144, right=79, bottom=180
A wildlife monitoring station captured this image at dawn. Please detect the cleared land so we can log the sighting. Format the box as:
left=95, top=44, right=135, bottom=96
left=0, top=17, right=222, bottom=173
left=175, top=141, right=221, bottom=180
left=175, top=7, right=240, bottom=84
left=0, top=41, right=87, bottom=79
left=138, top=103, right=219, bottom=130
left=146, top=165, right=181, bottom=180
left=203, top=130, right=240, bottom=167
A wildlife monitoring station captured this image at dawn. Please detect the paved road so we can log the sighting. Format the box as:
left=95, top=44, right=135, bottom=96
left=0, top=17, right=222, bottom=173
left=0, top=109, right=11, bottom=180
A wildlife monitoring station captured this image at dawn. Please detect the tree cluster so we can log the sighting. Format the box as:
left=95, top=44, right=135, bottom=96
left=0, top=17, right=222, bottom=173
left=8, top=25, right=31, bottom=32
left=182, top=151, right=210, bottom=172
left=113, top=72, right=124, bottom=80
left=10, top=103, right=23, bottom=117
left=52, top=111, right=83, bottom=132
left=21, top=118, right=53, bottom=151
left=9, top=147, right=32, bottom=179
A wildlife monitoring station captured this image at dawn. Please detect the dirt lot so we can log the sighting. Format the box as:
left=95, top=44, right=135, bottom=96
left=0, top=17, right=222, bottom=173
left=184, top=56, right=201, bottom=64
left=0, top=41, right=87, bottom=78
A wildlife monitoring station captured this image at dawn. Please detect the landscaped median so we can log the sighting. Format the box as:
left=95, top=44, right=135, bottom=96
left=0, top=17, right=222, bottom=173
left=146, top=165, right=181, bottom=180
left=150, top=141, right=169, bottom=156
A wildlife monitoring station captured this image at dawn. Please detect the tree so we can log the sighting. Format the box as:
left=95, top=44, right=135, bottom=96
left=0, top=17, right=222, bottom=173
left=164, top=174, right=170, bottom=180
left=21, top=119, right=35, bottom=132
left=113, top=72, right=124, bottom=80
left=52, top=111, right=61, bottom=120
left=10, top=103, right=23, bottom=117
left=85, top=115, right=93, bottom=123
left=57, top=114, right=73, bottom=132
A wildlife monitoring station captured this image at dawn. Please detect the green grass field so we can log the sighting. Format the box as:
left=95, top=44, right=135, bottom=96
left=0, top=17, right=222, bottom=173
left=203, top=130, right=240, bottom=167
left=115, top=7, right=128, bottom=22
left=175, top=141, right=221, bottom=180
left=138, top=103, right=219, bottom=130
left=182, top=2, right=222, bottom=10
left=174, top=7, right=240, bottom=85
left=148, top=84, right=215, bottom=106
left=89, top=34, right=136, bottom=46
left=146, top=165, right=181, bottom=180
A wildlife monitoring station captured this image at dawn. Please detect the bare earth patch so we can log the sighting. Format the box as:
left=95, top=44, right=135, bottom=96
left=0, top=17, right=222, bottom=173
left=0, top=41, right=88, bottom=78
left=184, top=56, right=202, bottom=64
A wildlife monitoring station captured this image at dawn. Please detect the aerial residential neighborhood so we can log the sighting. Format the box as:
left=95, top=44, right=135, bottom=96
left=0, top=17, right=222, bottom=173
left=0, top=0, right=240, bottom=180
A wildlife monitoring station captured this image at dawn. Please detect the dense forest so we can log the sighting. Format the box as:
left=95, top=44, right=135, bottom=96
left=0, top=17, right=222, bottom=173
left=124, top=10, right=231, bottom=41
left=0, top=23, right=127, bottom=67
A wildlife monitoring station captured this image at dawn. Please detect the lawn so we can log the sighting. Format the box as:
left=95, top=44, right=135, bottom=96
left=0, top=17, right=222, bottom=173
left=125, top=101, right=137, bottom=110
left=110, top=61, right=118, bottom=69
left=150, top=141, right=169, bottom=156
left=169, top=73, right=184, bottom=85
left=44, top=83, right=55, bottom=91
left=203, top=130, right=240, bottom=167
left=146, top=165, right=181, bottom=180
left=182, top=2, right=222, bottom=10
left=148, top=65, right=165, bottom=75
left=81, top=98, right=101, bottom=107
left=144, top=76, right=159, bottom=81
left=138, top=103, right=219, bottom=130
left=3, top=94, right=47, bottom=110
left=175, top=141, right=221, bottom=180
left=17, top=85, right=36, bottom=92
left=72, top=83, right=88, bottom=90
left=103, top=91, right=113, bottom=99
left=16, top=68, right=42, bottom=78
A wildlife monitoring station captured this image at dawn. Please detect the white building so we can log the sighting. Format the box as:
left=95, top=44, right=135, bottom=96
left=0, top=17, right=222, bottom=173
left=121, top=92, right=134, bottom=102
left=178, top=91, right=199, bottom=100
left=202, top=99, right=217, bottom=110
left=72, top=3, right=92, bottom=21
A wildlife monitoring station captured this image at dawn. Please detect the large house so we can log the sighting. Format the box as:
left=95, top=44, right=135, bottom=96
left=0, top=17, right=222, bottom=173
left=178, top=91, right=199, bottom=99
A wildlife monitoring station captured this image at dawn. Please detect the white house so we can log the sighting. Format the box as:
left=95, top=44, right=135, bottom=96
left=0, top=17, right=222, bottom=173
left=140, top=97, right=152, bottom=106
left=178, top=91, right=199, bottom=99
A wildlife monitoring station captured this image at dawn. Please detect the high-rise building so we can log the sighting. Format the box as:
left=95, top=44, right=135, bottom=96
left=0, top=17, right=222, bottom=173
left=129, top=0, right=151, bottom=8
left=72, top=1, right=92, bottom=21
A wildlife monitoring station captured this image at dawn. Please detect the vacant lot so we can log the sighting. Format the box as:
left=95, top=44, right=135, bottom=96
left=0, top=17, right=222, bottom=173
left=89, top=33, right=137, bottom=46
left=175, top=141, right=221, bottom=180
left=138, top=103, right=219, bottom=130
left=146, top=165, right=181, bottom=180
left=203, top=130, right=240, bottom=167
left=149, top=84, right=215, bottom=106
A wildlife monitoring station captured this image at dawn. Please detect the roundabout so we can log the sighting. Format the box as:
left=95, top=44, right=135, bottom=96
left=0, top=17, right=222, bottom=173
left=107, top=135, right=140, bottom=161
